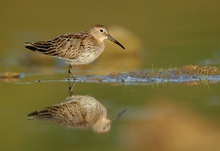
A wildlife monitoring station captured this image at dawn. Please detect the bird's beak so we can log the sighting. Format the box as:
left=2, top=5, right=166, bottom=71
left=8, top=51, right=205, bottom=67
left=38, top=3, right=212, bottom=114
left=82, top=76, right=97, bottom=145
left=110, top=108, right=127, bottom=122
left=108, top=35, right=125, bottom=50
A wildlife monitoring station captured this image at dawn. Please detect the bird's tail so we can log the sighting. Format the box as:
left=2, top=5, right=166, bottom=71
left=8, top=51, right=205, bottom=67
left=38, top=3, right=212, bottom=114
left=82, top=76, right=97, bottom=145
left=24, top=41, right=51, bottom=53
left=25, top=42, right=38, bottom=51
left=27, top=108, right=53, bottom=120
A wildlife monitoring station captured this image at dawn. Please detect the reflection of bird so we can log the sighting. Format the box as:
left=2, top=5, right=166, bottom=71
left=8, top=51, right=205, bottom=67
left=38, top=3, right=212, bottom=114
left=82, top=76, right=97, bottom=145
left=25, top=25, right=125, bottom=79
left=27, top=95, right=127, bottom=133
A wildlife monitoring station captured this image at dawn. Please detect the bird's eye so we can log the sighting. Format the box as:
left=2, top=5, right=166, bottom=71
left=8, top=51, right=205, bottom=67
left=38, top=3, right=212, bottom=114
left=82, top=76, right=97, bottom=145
left=103, top=126, right=107, bottom=130
left=99, top=29, right=104, bottom=33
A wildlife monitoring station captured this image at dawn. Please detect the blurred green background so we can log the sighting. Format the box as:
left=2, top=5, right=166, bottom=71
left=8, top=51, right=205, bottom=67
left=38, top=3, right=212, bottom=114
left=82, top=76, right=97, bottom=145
left=1, top=0, right=220, bottom=151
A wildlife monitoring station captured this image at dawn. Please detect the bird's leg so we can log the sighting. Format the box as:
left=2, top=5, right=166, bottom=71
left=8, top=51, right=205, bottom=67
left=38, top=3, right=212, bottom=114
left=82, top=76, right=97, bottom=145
left=68, top=80, right=75, bottom=96
left=68, top=64, right=76, bottom=96
left=68, top=64, right=76, bottom=81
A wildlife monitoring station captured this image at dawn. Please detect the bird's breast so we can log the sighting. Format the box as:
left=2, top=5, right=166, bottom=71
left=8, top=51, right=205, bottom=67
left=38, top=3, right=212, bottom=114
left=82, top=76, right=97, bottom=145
left=68, top=42, right=105, bottom=65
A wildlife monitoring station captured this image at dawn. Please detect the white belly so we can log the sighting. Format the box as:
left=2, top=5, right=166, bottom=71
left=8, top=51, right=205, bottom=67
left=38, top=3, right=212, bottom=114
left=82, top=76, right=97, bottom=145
left=66, top=44, right=105, bottom=65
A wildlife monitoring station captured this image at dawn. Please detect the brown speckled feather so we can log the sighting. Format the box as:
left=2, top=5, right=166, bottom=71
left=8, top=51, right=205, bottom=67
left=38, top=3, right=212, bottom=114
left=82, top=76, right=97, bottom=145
left=25, top=31, right=95, bottom=60
left=27, top=95, right=110, bottom=132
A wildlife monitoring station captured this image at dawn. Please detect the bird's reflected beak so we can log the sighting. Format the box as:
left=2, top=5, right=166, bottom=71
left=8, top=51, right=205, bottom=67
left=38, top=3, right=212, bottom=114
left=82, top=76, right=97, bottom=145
left=108, top=35, right=125, bottom=50
left=110, top=108, right=127, bottom=122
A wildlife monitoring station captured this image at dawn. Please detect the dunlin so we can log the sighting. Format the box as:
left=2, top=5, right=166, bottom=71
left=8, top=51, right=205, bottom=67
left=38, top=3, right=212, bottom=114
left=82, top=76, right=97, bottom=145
left=25, top=25, right=125, bottom=80
left=27, top=95, right=127, bottom=133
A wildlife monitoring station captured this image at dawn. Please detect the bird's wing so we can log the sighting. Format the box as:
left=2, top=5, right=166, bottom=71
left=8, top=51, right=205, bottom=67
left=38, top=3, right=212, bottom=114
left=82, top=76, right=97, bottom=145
left=27, top=100, right=90, bottom=129
left=25, top=31, right=89, bottom=59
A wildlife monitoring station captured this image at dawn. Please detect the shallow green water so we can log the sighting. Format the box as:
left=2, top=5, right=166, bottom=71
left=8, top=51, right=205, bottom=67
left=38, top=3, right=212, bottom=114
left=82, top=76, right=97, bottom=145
left=1, top=0, right=220, bottom=151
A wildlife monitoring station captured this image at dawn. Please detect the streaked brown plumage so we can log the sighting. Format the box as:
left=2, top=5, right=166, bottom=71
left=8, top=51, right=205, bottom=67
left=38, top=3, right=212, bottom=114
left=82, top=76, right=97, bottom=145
left=25, top=25, right=125, bottom=79
left=27, top=95, right=127, bottom=133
